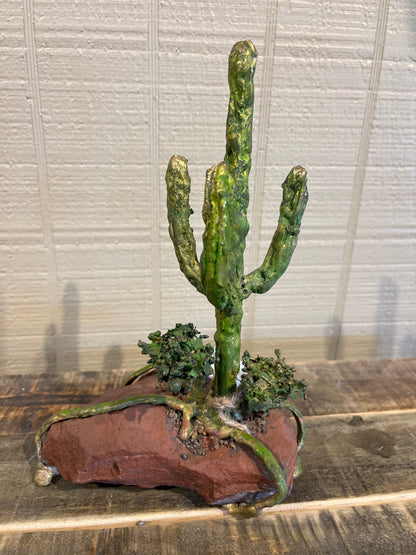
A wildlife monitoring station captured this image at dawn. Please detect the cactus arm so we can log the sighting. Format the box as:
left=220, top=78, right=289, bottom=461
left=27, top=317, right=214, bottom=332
left=243, top=165, right=308, bottom=296
left=166, top=155, right=204, bottom=294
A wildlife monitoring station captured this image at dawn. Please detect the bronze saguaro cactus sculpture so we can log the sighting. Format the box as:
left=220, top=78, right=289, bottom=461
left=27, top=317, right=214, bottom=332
left=34, top=40, right=309, bottom=516
left=166, top=40, right=308, bottom=396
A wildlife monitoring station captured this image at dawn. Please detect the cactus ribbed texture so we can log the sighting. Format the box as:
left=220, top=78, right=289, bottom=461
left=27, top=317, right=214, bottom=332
left=166, top=40, right=308, bottom=396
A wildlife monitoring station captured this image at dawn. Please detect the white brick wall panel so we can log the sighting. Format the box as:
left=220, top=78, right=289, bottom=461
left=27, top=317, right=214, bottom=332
left=1, top=0, right=415, bottom=373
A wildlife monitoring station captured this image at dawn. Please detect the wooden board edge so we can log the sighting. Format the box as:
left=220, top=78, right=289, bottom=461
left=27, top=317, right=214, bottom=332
left=2, top=489, right=416, bottom=535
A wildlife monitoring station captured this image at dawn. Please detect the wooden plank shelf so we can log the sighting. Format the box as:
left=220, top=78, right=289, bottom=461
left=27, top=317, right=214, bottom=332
left=1, top=358, right=415, bottom=553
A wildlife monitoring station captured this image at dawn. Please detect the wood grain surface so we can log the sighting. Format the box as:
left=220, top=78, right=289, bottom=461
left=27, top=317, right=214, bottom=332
left=1, top=358, right=415, bottom=553
left=1, top=358, right=415, bottom=435
left=2, top=499, right=416, bottom=555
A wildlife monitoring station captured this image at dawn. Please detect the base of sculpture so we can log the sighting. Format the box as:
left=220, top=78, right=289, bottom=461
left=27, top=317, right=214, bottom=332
left=39, top=375, right=299, bottom=506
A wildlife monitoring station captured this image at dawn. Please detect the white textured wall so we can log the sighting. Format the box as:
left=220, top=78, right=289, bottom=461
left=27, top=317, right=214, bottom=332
left=1, top=0, right=415, bottom=374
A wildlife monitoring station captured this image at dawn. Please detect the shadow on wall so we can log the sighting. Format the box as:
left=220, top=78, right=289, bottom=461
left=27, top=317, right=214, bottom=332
left=61, top=282, right=80, bottom=371
left=400, top=335, right=416, bottom=358
left=326, top=317, right=343, bottom=360
left=43, top=282, right=80, bottom=373
left=44, top=323, right=58, bottom=373
left=326, top=277, right=399, bottom=361
left=373, top=277, right=398, bottom=358
left=42, top=282, right=125, bottom=373
left=0, top=292, right=6, bottom=371
left=103, top=344, right=124, bottom=371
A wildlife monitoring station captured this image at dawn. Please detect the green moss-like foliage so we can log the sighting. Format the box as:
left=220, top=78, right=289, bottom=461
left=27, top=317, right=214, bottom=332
left=138, top=323, right=214, bottom=394
left=240, top=350, right=307, bottom=415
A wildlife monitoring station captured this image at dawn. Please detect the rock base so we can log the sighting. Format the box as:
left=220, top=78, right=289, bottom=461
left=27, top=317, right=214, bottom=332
left=41, top=375, right=298, bottom=505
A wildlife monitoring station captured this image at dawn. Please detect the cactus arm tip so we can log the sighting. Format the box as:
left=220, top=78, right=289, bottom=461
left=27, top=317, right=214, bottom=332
left=281, top=165, right=308, bottom=227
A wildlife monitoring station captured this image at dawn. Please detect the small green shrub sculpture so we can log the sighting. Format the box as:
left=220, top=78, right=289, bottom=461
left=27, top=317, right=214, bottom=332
left=35, top=40, right=309, bottom=517
left=241, top=350, right=307, bottom=415
left=137, top=323, right=214, bottom=394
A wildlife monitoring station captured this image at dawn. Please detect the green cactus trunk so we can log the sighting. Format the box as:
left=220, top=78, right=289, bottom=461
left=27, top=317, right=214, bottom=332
left=214, top=304, right=243, bottom=396
left=201, top=41, right=256, bottom=396
left=166, top=40, right=308, bottom=397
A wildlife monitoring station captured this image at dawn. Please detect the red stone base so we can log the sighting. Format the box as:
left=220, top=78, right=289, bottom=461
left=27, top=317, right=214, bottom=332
left=41, top=376, right=298, bottom=505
